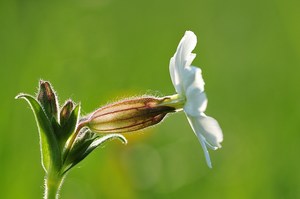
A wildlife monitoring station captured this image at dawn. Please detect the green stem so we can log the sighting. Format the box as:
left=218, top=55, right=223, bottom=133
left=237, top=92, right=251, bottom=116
left=160, top=94, right=185, bottom=110
left=44, top=171, right=65, bottom=199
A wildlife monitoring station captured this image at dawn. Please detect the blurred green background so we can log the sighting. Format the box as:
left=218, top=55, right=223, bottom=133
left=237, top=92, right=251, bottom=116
left=1, top=0, right=300, bottom=198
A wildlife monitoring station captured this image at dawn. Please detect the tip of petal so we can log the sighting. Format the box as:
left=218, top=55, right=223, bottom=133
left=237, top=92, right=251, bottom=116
left=181, top=30, right=197, bottom=51
left=169, top=30, right=198, bottom=94
left=184, top=30, right=196, bottom=39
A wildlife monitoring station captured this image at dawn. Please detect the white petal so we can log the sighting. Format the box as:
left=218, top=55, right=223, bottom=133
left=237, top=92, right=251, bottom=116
left=184, top=91, right=207, bottom=116
left=186, top=116, right=212, bottom=168
left=175, top=31, right=197, bottom=69
left=186, top=114, right=223, bottom=167
left=197, top=114, right=223, bottom=148
left=180, top=66, right=206, bottom=116
left=198, top=134, right=213, bottom=168
left=182, top=66, right=205, bottom=92
left=169, top=57, right=182, bottom=94
left=169, top=31, right=197, bottom=95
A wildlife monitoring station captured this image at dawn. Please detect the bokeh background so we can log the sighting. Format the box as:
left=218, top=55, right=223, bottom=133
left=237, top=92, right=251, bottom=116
left=1, top=0, right=300, bottom=198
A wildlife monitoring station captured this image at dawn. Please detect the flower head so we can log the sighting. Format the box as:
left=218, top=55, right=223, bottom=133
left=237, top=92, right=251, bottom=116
left=169, top=31, right=223, bottom=168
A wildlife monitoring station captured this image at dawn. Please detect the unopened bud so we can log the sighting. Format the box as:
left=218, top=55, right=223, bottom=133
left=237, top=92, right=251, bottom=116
left=60, top=100, right=75, bottom=126
left=87, top=97, right=175, bottom=133
left=37, top=80, right=58, bottom=120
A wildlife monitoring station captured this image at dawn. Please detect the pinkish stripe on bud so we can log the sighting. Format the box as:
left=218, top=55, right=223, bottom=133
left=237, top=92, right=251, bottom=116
left=87, top=97, right=175, bottom=133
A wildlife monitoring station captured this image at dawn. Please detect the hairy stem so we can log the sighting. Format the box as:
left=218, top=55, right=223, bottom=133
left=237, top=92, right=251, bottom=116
left=44, top=171, right=64, bottom=199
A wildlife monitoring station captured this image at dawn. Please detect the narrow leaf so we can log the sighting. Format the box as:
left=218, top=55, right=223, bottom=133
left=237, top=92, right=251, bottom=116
left=81, top=134, right=127, bottom=165
left=16, top=93, right=61, bottom=172
left=62, top=133, right=127, bottom=174
left=62, top=129, right=97, bottom=173
left=88, top=134, right=127, bottom=151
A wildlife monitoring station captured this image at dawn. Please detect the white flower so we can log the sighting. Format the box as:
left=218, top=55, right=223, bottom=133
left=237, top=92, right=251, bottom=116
left=169, top=31, right=223, bottom=168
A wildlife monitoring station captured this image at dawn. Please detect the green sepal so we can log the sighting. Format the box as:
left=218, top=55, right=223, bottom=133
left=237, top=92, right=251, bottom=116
left=16, top=93, right=61, bottom=172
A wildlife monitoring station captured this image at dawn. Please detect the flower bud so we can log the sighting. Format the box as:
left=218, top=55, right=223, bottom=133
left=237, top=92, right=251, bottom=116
left=37, top=80, right=58, bottom=120
left=60, top=100, right=75, bottom=126
left=87, top=97, right=175, bottom=133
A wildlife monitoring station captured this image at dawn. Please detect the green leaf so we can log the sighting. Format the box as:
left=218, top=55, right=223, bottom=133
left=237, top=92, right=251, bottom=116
left=62, top=129, right=97, bottom=173
left=62, top=132, right=127, bottom=174
left=85, top=134, right=127, bottom=156
left=16, top=93, right=61, bottom=172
